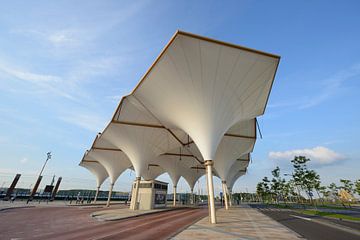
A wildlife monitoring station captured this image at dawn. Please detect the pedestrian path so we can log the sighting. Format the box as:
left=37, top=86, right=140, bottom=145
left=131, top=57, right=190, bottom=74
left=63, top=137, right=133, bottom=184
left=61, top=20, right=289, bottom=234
left=91, top=206, right=179, bottom=221
left=173, top=205, right=302, bottom=240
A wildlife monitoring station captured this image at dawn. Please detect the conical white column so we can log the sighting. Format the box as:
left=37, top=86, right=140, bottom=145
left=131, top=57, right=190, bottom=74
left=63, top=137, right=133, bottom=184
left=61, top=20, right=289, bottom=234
left=173, top=185, right=177, bottom=207
left=205, top=160, right=216, bottom=224
left=131, top=177, right=141, bottom=210
left=222, top=181, right=229, bottom=210
left=94, top=186, right=100, bottom=203
left=228, top=188, right=233, bottom=207
left=106, top=183, right=114, bottom=207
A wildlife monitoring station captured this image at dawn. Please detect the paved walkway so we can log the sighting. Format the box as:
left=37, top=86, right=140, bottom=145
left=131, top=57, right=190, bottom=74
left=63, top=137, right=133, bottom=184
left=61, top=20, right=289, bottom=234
left=173, top=205, right=302, bottom=240
left=91, top=206, right=199, bottom=221
left=91, top=206, right=171, bottom=221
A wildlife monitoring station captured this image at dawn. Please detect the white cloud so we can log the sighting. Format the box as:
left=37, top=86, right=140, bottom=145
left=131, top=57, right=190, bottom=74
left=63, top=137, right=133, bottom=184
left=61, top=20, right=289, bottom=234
left=269, top=63, right=360, bottom=110
left=20, top=157, right=28, bottom=164
left=48, top=30, right=78, bottom=47
left=0, top=62, right=78, bottom=100
left=300, top=64, right=360, bottom=109
left=0, top=63, right=61, bottom=83
left=269, top=146, right=346, bottom=165
left=59, top=112, right=107, bottom=132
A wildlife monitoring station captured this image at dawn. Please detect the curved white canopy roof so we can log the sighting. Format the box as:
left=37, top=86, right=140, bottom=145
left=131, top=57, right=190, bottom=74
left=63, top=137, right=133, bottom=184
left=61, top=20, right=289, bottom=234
left=86, top=149, right=131, bottom=185
left=226, top=154, right=250, bottom=190
left=214, top=119, right=255, bottom=180
left=102, top=95, right=182, bottom=178
left=182, top=167, right=206, bottom=190
left=132, top=31, right=279, bottom=161
left=79, top=157, right=109, bottom=188
left=80, top=31, right=280, bottom=196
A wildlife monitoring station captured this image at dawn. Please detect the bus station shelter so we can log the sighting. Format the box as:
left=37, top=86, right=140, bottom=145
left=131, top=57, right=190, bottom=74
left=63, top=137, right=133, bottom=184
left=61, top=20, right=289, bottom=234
left=80, top=30, right=280, bottom=224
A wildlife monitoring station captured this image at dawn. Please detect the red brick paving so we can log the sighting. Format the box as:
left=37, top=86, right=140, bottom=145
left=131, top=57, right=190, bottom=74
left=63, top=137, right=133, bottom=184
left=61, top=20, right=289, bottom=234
left=0, top=206, right=207, bottom=240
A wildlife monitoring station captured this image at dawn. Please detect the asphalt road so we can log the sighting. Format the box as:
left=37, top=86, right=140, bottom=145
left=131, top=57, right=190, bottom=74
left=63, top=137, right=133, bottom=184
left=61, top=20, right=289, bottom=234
left=0, top=206, right=207, bottom=240
left=252, top=205, right=360, bottom=240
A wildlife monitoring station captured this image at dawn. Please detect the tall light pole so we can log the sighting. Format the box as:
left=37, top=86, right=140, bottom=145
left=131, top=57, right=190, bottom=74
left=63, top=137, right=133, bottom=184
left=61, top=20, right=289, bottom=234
left=28, top=152, right=52, bottom=202
left=39, top=152, right=52, bottom=177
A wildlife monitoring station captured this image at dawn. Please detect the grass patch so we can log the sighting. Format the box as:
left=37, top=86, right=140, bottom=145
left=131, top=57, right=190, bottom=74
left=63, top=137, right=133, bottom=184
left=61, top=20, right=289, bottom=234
left=316, top=204, right=354, bottom=210
left=299, top=209, right=360, bottom=222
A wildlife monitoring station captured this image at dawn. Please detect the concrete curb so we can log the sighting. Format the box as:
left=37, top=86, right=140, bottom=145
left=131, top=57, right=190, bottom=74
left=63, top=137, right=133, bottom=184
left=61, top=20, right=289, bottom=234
left=0, top=206, right=35, bottom=212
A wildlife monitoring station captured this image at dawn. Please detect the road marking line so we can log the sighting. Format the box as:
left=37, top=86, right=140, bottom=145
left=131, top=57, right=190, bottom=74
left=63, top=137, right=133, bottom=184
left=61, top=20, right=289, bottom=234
left=290, top=214, right=312, bottom=221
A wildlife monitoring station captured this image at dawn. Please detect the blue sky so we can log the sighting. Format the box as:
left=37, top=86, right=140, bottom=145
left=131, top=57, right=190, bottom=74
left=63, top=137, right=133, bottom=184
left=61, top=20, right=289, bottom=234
left=0, top=1, right=359, bottom=194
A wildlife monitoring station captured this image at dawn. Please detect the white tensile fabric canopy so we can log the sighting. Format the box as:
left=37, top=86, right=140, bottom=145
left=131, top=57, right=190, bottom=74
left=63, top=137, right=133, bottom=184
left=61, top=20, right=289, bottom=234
left=133, top=31, right=279, bottom=161
left=79, top=158, right=108, bottom=188
left=226, top=154, right=250, bottom=191
left=79, top=31, right=280, bottom=223
left=213, top=119, right=255, bottom=182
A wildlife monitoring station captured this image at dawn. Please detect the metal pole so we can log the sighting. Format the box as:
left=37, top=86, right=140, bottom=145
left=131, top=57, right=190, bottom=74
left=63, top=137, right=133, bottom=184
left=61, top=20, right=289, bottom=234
left=39, top=152, right=52, bottom=177
left=29, top=152, right=51, bottom=201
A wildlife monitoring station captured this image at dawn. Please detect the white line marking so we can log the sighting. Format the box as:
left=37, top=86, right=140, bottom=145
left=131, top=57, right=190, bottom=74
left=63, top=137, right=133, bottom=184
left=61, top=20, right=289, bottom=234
left=290, top=214, right=312, bottom=221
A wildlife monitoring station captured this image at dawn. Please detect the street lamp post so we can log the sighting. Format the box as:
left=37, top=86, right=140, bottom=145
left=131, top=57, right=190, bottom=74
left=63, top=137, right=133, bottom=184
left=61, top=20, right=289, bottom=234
left=28, top=152, right=52, bottom=202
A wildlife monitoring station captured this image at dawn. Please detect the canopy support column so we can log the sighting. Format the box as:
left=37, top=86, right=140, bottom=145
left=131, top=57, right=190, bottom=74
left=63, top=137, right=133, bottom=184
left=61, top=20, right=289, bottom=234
left=228, top=188, right=233, bottom=207
left=131, top=177, right=141, bottom=210
left=173, top=185, right=177, bottom=207
left=222, top=181, right=229, bottom=210
left=94, top=186, right=100, bottom=203
left=106, top=183, right=114, bottom=207
left=205, top=160, right=217, bottom=224
left=190, top=188, right=194, bottom=205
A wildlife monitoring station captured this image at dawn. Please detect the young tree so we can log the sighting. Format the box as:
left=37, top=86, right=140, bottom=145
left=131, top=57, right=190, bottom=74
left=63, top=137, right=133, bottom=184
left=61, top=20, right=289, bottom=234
left=328, top=182, right=339, bottom=201
left=291, top=156, right=320, bottom=205
left=303, top=169, right=320, bottom=204
left=339, top=179, right=354, bottom=194
left=287, top=179, right=298, bottom=202
left=355, top=180, right=360, bottom=196
left=262, top=177, right=271, bottom=202
left=318, top=185, right=329, bottom=204
left=271, top=167, right=281, bottom=203
left=256, top=182, right=265, bottom=202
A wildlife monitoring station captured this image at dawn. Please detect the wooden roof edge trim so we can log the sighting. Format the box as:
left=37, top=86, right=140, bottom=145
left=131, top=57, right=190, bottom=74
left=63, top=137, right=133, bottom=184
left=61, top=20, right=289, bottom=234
left=131, top=30, right=280, bottom=96
left=93, top=147, right=122, bottom=152
left=91, top=95, right=130, bottom=150
left=111, top=94, right=131, bottom=122
left=261, top=59, right=281, bottom=116
left=131, top=30, right=180, bottom=94
left=184, top=140, right=194, bottom=146
left=111, top=120, right=165, bottom=129
left=162, top=153, right=195, bottom=157
left=191, top=166, right=206, bottom=169
left=166, top=128, right=186, bottom=146
left=177, top=30, right=281, bottom=59
left=237, top=158, right=250, bottom=161
left=82, top=160, right=99, bottom=163
left=148, top=164, right=160, bottom=167
left=224, top=133, right=256, bottom=139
